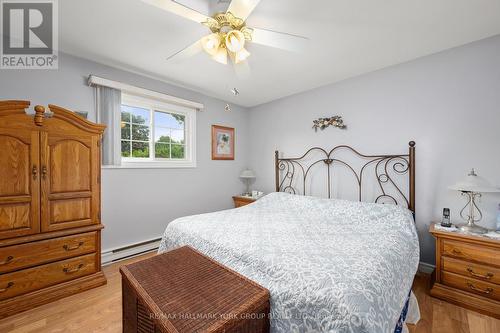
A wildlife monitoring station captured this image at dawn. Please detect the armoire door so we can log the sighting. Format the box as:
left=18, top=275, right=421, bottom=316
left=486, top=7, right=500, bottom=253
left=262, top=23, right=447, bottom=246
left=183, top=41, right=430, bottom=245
left=0, top=128, right=40, bottom=239
left=40, top=132, right=100, bottom=232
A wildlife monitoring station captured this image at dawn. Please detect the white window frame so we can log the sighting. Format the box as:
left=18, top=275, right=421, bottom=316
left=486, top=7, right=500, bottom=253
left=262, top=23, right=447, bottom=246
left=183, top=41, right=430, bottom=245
left=118, top=93, right=197, bottom=168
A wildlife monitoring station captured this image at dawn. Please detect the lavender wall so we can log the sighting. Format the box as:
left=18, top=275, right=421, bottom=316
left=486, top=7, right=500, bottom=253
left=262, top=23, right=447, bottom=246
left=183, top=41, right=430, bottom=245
left=248, top=35, right=500, bottom=265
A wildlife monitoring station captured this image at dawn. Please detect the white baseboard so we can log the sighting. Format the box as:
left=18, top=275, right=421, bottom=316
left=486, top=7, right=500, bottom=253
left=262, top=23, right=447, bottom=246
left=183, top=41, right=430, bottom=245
left=101, top=237, right=162, bottom=265
left=418, top=261, right=435, bottom=274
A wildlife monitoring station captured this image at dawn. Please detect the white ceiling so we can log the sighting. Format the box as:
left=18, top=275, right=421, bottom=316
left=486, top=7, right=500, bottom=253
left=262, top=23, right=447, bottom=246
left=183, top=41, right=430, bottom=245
left=60, top=0, right=500, bottom=107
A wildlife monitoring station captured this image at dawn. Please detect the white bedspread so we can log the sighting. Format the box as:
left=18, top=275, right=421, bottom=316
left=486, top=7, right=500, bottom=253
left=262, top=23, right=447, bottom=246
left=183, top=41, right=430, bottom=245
left=159, top=192, right=419, bottom=333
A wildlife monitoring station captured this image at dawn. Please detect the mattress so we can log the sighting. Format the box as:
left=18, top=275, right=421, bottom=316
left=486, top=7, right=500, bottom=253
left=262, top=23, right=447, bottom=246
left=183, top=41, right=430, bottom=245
left=159, top=192, right=420, bottom=333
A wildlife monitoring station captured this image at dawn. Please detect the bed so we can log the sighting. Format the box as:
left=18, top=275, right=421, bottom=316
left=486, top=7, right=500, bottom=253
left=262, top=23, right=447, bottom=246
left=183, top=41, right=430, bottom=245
left=159, top=142, right=420, bottom=333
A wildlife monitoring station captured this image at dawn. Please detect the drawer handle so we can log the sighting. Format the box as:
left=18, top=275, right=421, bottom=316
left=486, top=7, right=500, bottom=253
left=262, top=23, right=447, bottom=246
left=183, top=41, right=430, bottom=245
left=467, top=282, right=494, bottom=295
left=63, top=263, right=84, bottom=274
left=452, top=248, right=463, bottom=255
left=467, top=267, right=494, bottom=280
left=0, top=282, right=14, bottom=293
left=0, top=256, right=14, bottom=265
left=63, top=242, right=84, bottom=251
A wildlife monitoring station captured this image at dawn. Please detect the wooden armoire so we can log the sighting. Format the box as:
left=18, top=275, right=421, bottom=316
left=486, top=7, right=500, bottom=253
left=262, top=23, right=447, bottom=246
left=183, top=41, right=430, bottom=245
left=0, top=100, right=107, bottom=318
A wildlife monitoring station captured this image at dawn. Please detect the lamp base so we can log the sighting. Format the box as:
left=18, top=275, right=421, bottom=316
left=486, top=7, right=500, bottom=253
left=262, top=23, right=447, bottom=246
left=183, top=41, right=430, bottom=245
left=458, top=224, right=488, bottom=234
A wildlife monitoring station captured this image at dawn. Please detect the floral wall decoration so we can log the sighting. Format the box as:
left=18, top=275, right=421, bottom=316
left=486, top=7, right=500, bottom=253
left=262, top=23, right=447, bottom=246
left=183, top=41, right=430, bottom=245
left=312, top=116, right=347, bottom=132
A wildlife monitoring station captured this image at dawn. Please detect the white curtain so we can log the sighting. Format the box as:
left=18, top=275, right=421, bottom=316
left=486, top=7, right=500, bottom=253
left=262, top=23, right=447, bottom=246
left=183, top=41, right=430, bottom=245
left=96, top=86, right=121, bottom=166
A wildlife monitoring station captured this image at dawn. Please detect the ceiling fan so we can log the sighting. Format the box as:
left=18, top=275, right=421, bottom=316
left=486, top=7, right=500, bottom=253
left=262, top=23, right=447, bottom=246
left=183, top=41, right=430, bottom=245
left=141, top=0, right=308, bottom=65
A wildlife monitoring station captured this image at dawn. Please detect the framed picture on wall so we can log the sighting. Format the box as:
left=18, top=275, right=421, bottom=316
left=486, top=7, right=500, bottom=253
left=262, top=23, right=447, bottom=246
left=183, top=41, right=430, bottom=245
left=212, top=125, right=235, bottom=160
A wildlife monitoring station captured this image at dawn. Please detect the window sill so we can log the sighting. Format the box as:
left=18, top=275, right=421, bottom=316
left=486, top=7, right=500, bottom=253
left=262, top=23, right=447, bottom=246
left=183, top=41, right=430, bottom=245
left=102, top=161, right=196, bottom=169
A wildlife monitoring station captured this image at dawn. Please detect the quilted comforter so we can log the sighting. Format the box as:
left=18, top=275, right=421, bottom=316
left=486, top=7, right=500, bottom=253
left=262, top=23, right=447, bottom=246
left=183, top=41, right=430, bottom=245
left=159, top=192, right=419, bottom=333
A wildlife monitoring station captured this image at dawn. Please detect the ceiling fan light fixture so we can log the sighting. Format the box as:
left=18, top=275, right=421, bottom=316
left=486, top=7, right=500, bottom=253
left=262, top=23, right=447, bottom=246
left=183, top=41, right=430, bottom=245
left=225, top=30, right=245, bottom=53
left=202, top=33, right=221, bottom=56
left=234, top=48, right=250, bottom=64
left=153, top=0, right=308, bottom=68
left=212, top=47, right=228, bottom=64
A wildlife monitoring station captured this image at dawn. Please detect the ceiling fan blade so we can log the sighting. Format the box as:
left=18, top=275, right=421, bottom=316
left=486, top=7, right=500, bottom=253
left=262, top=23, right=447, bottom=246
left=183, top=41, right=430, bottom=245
left=141, top=0, right=210, bottom=24
left=167, top=39, right=203, bottom=62
left=227, top=0, right=261, bottom=21
left=251, top=27, right=309, bottom=52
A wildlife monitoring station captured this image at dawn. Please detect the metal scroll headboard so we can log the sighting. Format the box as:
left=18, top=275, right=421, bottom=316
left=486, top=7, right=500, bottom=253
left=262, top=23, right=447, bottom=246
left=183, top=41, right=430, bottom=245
left=275, top=141, right=416, bottom=214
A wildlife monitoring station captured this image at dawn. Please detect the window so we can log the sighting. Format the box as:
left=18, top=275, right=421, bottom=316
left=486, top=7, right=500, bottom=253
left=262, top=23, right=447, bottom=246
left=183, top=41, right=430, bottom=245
left=120, top=94, right=196, bottom=167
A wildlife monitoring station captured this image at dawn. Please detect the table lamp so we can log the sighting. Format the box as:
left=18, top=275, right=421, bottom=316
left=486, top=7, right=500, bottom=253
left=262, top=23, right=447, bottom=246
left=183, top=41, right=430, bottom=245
left=240, top=169, right=255, bottom=196
left=449, top=168, right=500, bottom=234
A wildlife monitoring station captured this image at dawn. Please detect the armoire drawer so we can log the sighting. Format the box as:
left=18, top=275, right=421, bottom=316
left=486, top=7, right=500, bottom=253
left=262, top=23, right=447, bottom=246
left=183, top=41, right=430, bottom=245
left=0, top=253, right=97, bottom=301
left=0, top=232, right=96, bottom=274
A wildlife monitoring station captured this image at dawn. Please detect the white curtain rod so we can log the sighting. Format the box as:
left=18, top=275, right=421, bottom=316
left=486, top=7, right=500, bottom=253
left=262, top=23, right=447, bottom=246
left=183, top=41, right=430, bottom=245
left=88, top=75, right=204, bottom=111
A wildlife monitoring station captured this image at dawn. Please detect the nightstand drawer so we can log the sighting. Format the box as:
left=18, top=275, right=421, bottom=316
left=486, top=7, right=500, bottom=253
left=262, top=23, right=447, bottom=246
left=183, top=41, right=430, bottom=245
left=442, top=239, right=500, bottom=267
left=442, top=271, right=500, bottom=301
left=443, top=257, right=500, bottom=285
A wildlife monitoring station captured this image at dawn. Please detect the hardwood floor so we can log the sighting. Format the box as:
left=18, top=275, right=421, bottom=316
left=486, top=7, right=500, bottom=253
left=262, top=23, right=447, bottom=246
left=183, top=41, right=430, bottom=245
left=0, top=253, right=499, bottom=333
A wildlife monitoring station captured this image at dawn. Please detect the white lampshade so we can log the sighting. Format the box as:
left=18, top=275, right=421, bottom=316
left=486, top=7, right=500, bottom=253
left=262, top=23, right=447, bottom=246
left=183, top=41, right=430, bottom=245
left=449, top=169, right=500, bottom=193
left=240, top=169, right=255, bottom=179
left=212, top=47, right=227, bottom=65
left=201, top=33, right=220, bottom=56
left=225, top=30, right=245, bottom=53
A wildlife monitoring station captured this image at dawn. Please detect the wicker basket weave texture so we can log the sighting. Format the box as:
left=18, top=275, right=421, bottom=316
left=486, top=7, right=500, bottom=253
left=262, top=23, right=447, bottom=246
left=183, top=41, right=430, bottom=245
left=120, top=246, right=270, bottom=333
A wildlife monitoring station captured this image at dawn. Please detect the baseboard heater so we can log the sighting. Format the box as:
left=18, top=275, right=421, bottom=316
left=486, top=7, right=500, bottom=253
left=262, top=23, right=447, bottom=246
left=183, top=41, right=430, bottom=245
left=101, top=237, right=162, bottom=265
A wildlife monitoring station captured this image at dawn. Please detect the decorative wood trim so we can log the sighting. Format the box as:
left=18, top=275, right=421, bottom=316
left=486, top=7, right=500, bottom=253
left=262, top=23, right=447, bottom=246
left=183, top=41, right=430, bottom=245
left=435, top=236, right=442, bottom=282
left=0, top=100, right=30, bottom=113
left=48, top=104, right=106, bottom=134
left=34, top=105, right=45, bottom=126
left=0, top=271, right=107, bottom=319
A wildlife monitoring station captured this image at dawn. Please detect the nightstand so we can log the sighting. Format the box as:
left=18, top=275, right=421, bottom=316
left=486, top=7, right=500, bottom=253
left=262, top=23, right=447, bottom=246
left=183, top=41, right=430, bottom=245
left=232, top=195, right=256, bottom=208
left=429, top=224, right=500, bottom=318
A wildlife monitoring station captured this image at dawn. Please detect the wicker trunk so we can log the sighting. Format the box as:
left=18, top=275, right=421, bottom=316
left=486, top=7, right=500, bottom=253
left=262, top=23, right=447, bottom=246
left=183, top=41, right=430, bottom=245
left=120, top=246, right=270, bottom=333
